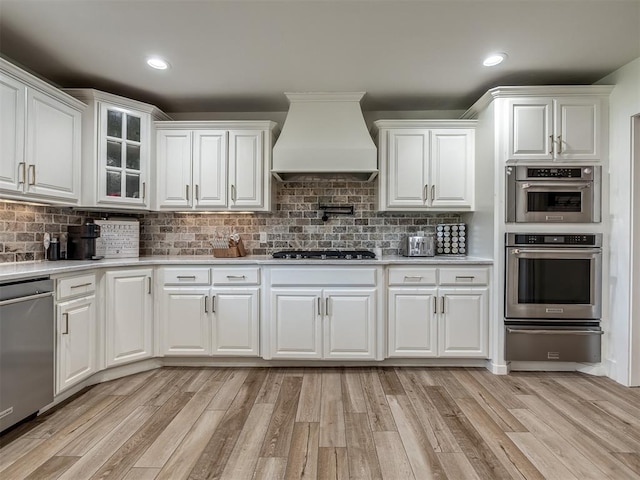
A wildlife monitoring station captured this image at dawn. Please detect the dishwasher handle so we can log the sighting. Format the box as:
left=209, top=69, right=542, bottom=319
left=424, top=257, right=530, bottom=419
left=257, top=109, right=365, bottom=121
left=0, top=291, right=54, bottom=306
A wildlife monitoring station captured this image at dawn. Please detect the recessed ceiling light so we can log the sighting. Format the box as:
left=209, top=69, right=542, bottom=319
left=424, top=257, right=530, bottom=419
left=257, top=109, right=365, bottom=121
left=483, top=53, right=507, bottom=67
left=146, top=57, right=169, bottom=70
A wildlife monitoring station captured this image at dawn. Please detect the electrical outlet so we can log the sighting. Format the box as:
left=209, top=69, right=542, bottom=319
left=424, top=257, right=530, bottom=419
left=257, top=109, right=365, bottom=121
left=259, top=232, right=267, bottom=244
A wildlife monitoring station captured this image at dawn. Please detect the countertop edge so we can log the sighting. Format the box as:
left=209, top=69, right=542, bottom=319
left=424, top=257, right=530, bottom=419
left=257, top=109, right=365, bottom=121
left=0, top=255, right=494, bottom=282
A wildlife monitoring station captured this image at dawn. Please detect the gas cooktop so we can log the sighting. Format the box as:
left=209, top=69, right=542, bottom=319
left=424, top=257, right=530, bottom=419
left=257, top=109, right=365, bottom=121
left=272, top=250, right=376, bottom=260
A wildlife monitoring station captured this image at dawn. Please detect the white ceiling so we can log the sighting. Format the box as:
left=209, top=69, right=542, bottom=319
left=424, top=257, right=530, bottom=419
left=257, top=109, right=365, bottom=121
left=1, top=0, right=639, bottom=113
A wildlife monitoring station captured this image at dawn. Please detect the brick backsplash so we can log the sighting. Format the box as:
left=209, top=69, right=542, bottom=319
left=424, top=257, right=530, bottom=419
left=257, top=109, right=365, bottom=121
left=1, top=181, right=460, bottom=262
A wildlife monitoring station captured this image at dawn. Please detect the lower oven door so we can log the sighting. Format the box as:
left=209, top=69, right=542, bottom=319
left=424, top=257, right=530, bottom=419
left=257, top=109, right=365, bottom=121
left=505, top=325, right=602, bottom=362
left=505, top=247, right=602, bottom=319
left=515, top=181, right=596, bottom=223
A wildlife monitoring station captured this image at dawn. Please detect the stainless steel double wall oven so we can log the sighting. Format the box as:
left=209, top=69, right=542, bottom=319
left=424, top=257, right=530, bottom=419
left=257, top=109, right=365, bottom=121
left=504, top=163, right=604, bottom=363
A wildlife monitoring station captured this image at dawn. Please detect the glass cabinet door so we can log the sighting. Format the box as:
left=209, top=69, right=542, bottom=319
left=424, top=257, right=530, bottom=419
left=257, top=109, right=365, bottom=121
left=102, top=106, right=145, bottom=204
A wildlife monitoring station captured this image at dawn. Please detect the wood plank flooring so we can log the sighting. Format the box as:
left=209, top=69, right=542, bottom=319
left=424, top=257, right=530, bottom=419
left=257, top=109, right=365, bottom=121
left=1, top=367, right=639, bottom=480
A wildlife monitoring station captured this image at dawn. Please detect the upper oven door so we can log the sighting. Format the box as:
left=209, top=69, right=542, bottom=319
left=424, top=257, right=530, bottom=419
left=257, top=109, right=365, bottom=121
left=515, top=181, right=596, bottom=223
left=505, top=247, right=602, bottom=320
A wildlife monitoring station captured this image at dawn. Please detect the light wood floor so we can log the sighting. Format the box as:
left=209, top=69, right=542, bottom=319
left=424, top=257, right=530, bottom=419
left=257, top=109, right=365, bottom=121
left=1, top=367, right=639, bottom=480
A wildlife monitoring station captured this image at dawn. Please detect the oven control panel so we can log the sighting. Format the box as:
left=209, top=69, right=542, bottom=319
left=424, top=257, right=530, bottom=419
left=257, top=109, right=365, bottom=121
left=526, top=168, right=585, bottom=178
left=507, top=233, right=602, bottom=247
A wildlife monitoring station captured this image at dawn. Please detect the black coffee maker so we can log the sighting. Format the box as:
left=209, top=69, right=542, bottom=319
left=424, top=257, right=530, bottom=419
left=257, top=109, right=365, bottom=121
left=67, top=223, right=102, bottom=260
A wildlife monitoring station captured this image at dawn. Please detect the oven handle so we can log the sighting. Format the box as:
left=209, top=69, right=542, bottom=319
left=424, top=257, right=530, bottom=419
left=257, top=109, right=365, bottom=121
left=510, top=248, right=602, bottom=255
left=506, top=328, right=603, bottom=336
left=0, top=291, right=54, bottom=306
left=520, top=181, right=591, bottom=189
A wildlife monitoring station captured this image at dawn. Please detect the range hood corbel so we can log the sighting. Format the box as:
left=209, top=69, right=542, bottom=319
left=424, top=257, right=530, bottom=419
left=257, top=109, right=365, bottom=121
left=271, top=92, right=378, bottom=182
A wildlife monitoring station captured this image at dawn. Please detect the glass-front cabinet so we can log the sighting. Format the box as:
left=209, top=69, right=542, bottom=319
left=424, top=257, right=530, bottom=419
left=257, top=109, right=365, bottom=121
left=102, top=105, right=145, bottom=202
left=65, top=89, right=170, bottom=210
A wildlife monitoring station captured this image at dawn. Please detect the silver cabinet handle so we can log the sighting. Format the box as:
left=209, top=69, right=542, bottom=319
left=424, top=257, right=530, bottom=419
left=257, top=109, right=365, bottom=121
left=433, top=296, right=437, bottom=314
left=226, top=275, right=246, bottom=279
left=18, top=162, right=26, bottom=185
left=557, top=135, right=562, bottom=154
left=440, top=296, right=445, bottom=314
left=549, top=135, right=554, bottom=155
left=142, top=182, right=146, bottom=201
left=186, top=185, right=190, bottom=201
left=28, top=164, right=36, bottom=186
left=506, top=328, right=603, bottom=336
left=204, top=296, right=208, bottom=313
left=325, top=297, right=330, bottom=316
left=147, top=277, right=152, bottom=295
left=211, top=295, right=216, bottom=313
left=231, top=184, right=236, bottom=202
left=317, top=297, right=322, bottom=316
left=431, top=185, right=435, bottom=202
left=176, top=275, right=197, bottom=279
left=455, top=276, right=475, bottom=281
left=62, top=313, right=69, bottom=335
left=195, top=184, right=199, bottom=201
left=70, top=282, right=92, bottom=289
left=423, top=185, right=428, bottom=202
left=404, top=275, right=423, bottom=280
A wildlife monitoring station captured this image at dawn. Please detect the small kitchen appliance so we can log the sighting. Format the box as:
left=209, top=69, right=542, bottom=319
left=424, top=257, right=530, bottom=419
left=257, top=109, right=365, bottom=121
left=67, top=223, right=102, bottom=260
left=399, top=233, right=435, bottom=257
left=506, top=165, right=601, bottom=223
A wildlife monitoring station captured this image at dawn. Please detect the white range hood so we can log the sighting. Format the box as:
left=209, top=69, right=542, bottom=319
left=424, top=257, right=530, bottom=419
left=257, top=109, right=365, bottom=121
left=271, top=92, right=378, bottom=181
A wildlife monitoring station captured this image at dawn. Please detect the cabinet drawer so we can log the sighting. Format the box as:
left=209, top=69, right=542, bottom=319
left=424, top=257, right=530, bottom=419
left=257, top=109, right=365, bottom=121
left=57, top=274, right=96, bottom=300
left=438, top=267, right=489, bottom=285
left=212, top=267, right=260, bottom=285
left=388, top=267, right=437, bottom=286
left=163, top=268, right=211, bottom=285
left=270, top=268, right=377, bottom=286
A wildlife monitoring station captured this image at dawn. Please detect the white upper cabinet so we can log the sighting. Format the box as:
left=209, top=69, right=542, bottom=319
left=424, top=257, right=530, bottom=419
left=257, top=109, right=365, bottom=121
left=374, top=120, right=476, bottom=211
left=507, top=95, right=604, bottom=161
left=156, top=122, right=276, bottom=211
left=65, top=89, right=170, bottom=210
left=1, top=58, right=83, bottom=204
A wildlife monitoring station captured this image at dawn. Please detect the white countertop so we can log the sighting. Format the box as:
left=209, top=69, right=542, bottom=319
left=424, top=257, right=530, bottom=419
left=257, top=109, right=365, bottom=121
left=0, top=254, right=493, bottom=282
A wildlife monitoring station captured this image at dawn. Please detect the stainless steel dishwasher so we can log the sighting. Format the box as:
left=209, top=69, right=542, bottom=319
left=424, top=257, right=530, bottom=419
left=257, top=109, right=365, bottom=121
left=0, top=277, right=54, bottom=432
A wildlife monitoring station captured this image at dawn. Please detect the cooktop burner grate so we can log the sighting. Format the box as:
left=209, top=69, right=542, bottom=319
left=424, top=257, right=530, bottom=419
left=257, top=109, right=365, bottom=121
left=272, top=250, right=376, bottom=260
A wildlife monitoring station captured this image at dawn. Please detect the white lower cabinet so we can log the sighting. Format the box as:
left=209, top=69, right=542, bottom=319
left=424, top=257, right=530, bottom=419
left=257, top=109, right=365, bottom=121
left=438, top=287, right=489, bottom=357
left=268, top=268, right=379, bottom=360
left=160, top=266, right=261, bottom=357
left=105, top=269, right=153, bottom=367
left=387, top=266, right=489, bottom=358
left=388, top=287, right=438, bottom=357
left=57, top=296, right=96, bottom=393
left=162, top=288, right=210, bottom=355
left=211, top=287, right=259, bottom=356
left=55, top=273, right=98, bottom=394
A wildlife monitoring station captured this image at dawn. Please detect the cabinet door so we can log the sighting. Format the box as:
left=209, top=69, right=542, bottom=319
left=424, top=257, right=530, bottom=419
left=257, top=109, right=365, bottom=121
left=162, top=288, right=210, bottom=356
left=323, top=289, right=376, bottom=359
left=269, top=288, right=322, bottom=358
left=507, top=98, right=553, bottom=160
left=193, top=130, right=228, bottom=208
left=25, top=89, right=81, bottom=201
left=105, top=269, right=153, bottom=367
left=156, top=129, right=193, bottom=209
left=0, top=73, right=25, bottom=193
left=388, top=287, right=437, bottom=357
left=99, top=104, right=149, bottom=207
left=57, top=295, right=96, bottom=393
left=554, top=97, right=601, bottom=160
left=430, top=129, right=473, bottom=208
left=211, top=287, right=259, bottom=356
left=438, top=287, right=488, bottom=357
left=228, top=130, right=264, bottom=209
left=385, top=129, right=430, bottom=208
